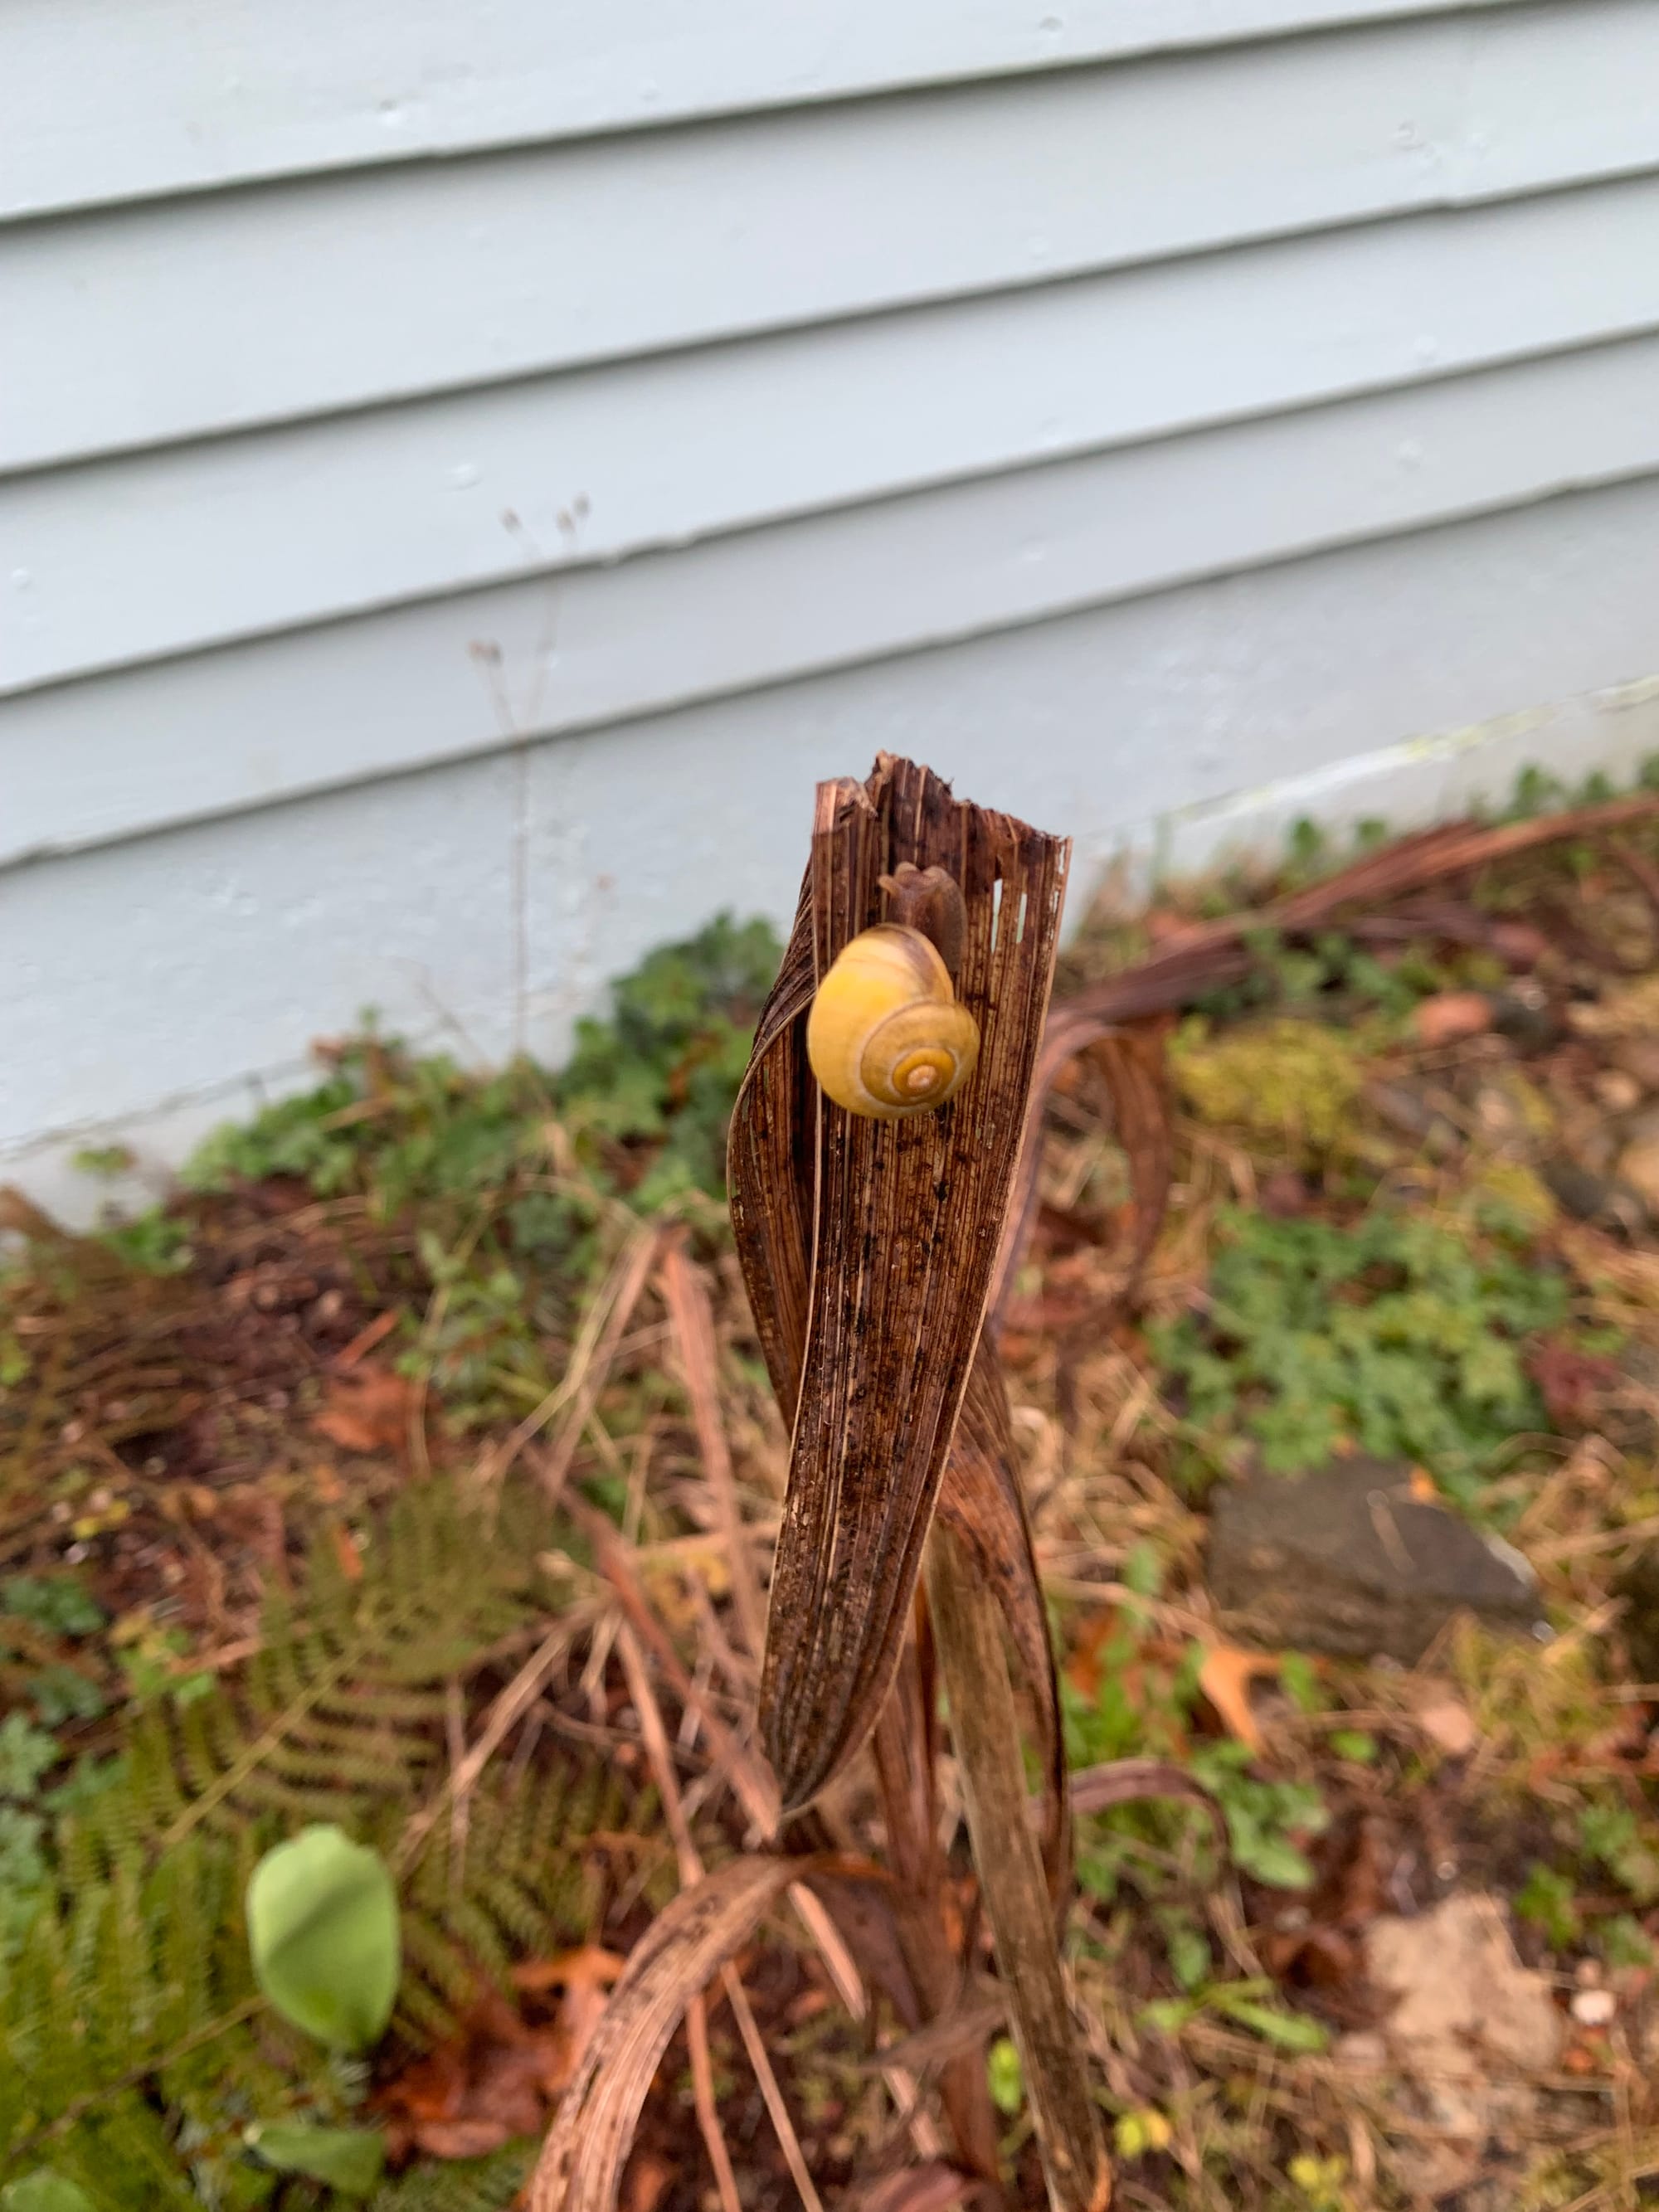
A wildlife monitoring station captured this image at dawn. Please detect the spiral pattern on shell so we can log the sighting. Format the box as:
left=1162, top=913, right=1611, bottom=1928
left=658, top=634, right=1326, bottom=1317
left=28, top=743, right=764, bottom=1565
left=805, top=923, right=980, bottom=1119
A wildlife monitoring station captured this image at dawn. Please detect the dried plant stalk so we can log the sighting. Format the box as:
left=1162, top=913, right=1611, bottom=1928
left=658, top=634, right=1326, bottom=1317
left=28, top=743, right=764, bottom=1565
left=925, top=1522, right=1111, bottom=2212
left=731, top=756, right=1107, bottom=2212
left=870, top=1625, right=1003, bottom=2185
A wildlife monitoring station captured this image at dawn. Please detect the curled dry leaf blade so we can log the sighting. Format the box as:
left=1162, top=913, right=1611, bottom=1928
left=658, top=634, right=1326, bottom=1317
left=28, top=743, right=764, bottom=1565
left=869, top=1627, right=1002, bottom=2183
left=526, top=1855, right=805, bottom=2212
left=926, top=1523, right=1111, bottom=2212
left=1069, top=1757, right=1227, bottom=1850
left=935, top=1349, right=1071, bottom=1904
left=992, top=1022, right=1171, bottom=1340
left=728, top=756, right=1068, bottom=1815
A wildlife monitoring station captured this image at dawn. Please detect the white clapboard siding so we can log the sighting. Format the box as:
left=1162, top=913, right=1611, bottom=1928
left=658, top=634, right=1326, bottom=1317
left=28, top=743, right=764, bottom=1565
left=7, top=477, right=1659, bottom=1166
left=6, top=0, right=1659, bottom=1180
left=12, top=173, right=1659, bottom=693
left=1, top=0, right=1533, bottom=221
left=7, top=0, right=1659, bottom=474
left=10, top=331, right=1659, bottom=868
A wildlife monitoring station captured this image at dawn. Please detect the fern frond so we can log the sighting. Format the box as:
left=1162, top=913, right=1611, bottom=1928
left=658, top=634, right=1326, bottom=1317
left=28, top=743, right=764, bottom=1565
left=369, top=2141, right=536, bottom=2212
left=0, top=1475, right=648, bottom=2200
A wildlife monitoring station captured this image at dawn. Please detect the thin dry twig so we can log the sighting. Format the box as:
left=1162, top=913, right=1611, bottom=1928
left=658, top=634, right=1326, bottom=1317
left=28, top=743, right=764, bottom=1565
left=574, top=1498, right=780, bottom=1835
left=591, top=1508, right=937, bottom=2159
left=659, top=1228, right=768, bottom=1657
left=397, top=1612, right=591, bottom=1869
left=618, top=1626, right=744, bottom=2212
left=723, top=1965, right=828, bottom=2212
left=927, top=1520, right=1111, bottom=2212
left=622, top=1627, right=825, bottom=2212
left=481, top=1218, right=672, bottom=1501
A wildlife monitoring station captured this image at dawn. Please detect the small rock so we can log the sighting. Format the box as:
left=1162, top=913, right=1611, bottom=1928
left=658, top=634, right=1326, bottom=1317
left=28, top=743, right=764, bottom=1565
left=1488, top=986, right=1561, bottom=1053
left=1538, top=1155, right=1648, bottom=1234
left=1595, top=1069, right=1644, bottom=1114
left=1206, top=1454, right=1545, bottom=1664
left=1617, top=1135, right=1659, bottom=1213
left=1367, top=1894, right=1561, bottom=2201
left=1571, top=1987, right=1617, bottom=2028
left=1369, top=1894, right=1563, bottom=2073
left=1414, top=1690, right=1478, bottom=1758
left=1414, top=991, right=1494, bottom=1048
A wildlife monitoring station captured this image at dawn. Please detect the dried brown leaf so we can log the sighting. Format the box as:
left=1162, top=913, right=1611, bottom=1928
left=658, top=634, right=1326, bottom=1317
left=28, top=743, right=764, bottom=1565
left=869, top=1628, right=1001, bottom=2182
left=312, top=1363, right=411, bottom=1455
left=1412, top=990, right=1494, bottom=1047
left=859, top=1986, right=1010, bottom=2077
left=926, top=1524, right=1111, bottom=2212
left=377, top=1956, right=619, bottom=2162
left=935, top=1349, right=1070, bottom=1904
left=525, top=1855, right=805, bottom=2212
left=731, top=756, right=1068, bottom=1813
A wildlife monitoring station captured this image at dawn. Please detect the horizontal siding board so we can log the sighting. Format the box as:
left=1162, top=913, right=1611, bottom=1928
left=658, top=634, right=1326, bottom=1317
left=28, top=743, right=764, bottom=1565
left=7, top=476, right=1659, bottom=1156
left=1, top=0, right=1531, bottom=221
left=11, top=172, right=1659, bottom=692
left=8, top=331, right=1659, bottom=866
left=5, top=1, right=1659, bottom=474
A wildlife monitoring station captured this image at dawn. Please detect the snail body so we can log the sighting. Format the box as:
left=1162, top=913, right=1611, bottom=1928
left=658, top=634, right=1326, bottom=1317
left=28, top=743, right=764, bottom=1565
left=806, top=923, right=980, bottom=1118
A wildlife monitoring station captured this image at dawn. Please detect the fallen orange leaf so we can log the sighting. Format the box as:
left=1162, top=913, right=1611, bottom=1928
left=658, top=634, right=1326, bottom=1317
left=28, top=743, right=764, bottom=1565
left=1413, top=989, right=1493, bottom=1047
left=313, top=1362, right=412, bottom=1455
left=624, top=2151, right=675, bottom=2212
left=413, top=2117, right=517, bottom=2160
left=375, top=1952, right=625, bottom=2164
left=1197, top=1641, right=1282, bottom=1756
left=330, top=1524, right=364, bottom=1582
left=510, top=1944, right=625, bottom=2091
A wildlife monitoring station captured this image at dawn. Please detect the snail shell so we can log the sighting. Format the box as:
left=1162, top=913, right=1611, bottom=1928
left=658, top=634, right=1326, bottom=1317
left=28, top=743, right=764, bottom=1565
left=805, top=923, right=980, bottom=1119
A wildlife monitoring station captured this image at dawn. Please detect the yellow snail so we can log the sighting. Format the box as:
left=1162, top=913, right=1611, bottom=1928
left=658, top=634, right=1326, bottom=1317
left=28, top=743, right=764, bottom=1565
left=805, top=924, right=980, bottom=1118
